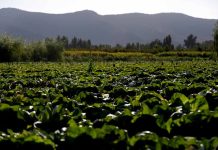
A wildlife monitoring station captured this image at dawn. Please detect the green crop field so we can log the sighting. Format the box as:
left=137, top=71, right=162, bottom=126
left=0, top=61, right=218, bottom=149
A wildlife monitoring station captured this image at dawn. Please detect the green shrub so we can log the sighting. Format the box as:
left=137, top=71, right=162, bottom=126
left=45, top=38, right=64, bottom=61
left=30, top=41, right=47, bottom=61
left=0, top=35, right=24, bottom=62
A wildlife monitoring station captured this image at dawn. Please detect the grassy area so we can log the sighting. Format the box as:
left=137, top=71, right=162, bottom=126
left=64, top=50, right=155, bottom=61
left=64, top=49, right=214, bottom=61
left=157, top=51, right=212, bottom=57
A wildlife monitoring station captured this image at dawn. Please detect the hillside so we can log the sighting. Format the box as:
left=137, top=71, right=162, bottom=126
left=0, top=8, right=216, bottom=45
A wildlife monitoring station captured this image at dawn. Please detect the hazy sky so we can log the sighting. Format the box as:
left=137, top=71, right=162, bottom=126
left=0, top=0, right=218, bottom=19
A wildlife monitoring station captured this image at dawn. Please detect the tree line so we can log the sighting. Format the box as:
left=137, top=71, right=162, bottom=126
left=57, top=34, right=214, bottom=53
left=99, top=34, right=213, bottom=53
left=56, top=36, right=92, bottom=49
left=0, top=35, right=95, bottom=62
left=0, top=21, right=218, bottom=62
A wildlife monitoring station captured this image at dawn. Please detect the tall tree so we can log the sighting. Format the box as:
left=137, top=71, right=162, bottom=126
left=61, top=36, right=69, bottom=49
left=163, top=34, right=173, bottom=51
left=184, top=34, right=197, bottom=49
left=87, top=40, right=92, bottom=49
left=70, top=37, right=77, bottom=48
left=149, top=39, right=162, bottom=48
left=77, top=39, right=83, bottom=49
left=214, top=21, right=218, bottom=54
left=56, top=35, right=69, bottom=49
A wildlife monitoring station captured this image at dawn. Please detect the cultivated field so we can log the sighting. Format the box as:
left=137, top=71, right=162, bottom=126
left=0, top=61, right=218, bottom=149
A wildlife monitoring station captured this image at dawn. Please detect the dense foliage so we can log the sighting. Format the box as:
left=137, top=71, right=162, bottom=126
left=0, top=61, right=218, bottom=149
left=184, top=34, right=197, bottom=49
left=0, top=33, right=216, bottom=63
left=0, top=36, right=64, bottom=62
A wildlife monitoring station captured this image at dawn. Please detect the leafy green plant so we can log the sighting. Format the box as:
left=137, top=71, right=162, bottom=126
left=0, top=61, right=218, bottom=148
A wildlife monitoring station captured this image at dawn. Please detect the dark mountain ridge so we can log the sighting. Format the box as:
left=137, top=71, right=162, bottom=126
left=0, top=8, right=216, bottom=45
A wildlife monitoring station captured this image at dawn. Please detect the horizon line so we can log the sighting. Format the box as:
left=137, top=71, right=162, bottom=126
left=0, top=7, right=217, bottom=20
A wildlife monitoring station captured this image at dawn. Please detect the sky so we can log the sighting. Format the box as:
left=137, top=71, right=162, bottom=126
left=0, top=0, right=218, bottom=19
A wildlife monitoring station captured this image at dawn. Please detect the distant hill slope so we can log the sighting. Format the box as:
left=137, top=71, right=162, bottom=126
left=0, top=8, right=216, bottom=45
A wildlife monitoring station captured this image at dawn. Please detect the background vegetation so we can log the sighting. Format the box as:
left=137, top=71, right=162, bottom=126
left=0, top=36, right=64, bottom=62
left=0, top=21, right=218, bottom=62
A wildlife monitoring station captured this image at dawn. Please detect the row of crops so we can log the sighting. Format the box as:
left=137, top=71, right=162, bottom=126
left=0, top=61, right=218, bottom=149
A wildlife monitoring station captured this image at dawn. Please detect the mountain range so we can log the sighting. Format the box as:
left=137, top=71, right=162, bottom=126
left=0, top=8, right=217, bottom=45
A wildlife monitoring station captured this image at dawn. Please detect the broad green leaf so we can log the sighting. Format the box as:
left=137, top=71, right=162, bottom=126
left=190, top=95, right=209, bottom=112
left=142, top=103, right=152, bottom=115
left=170, top=93, right=189, bottom=106
left=165, top=118, right=173, bottom=133
left=68, top=119, right=77, bottom=128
